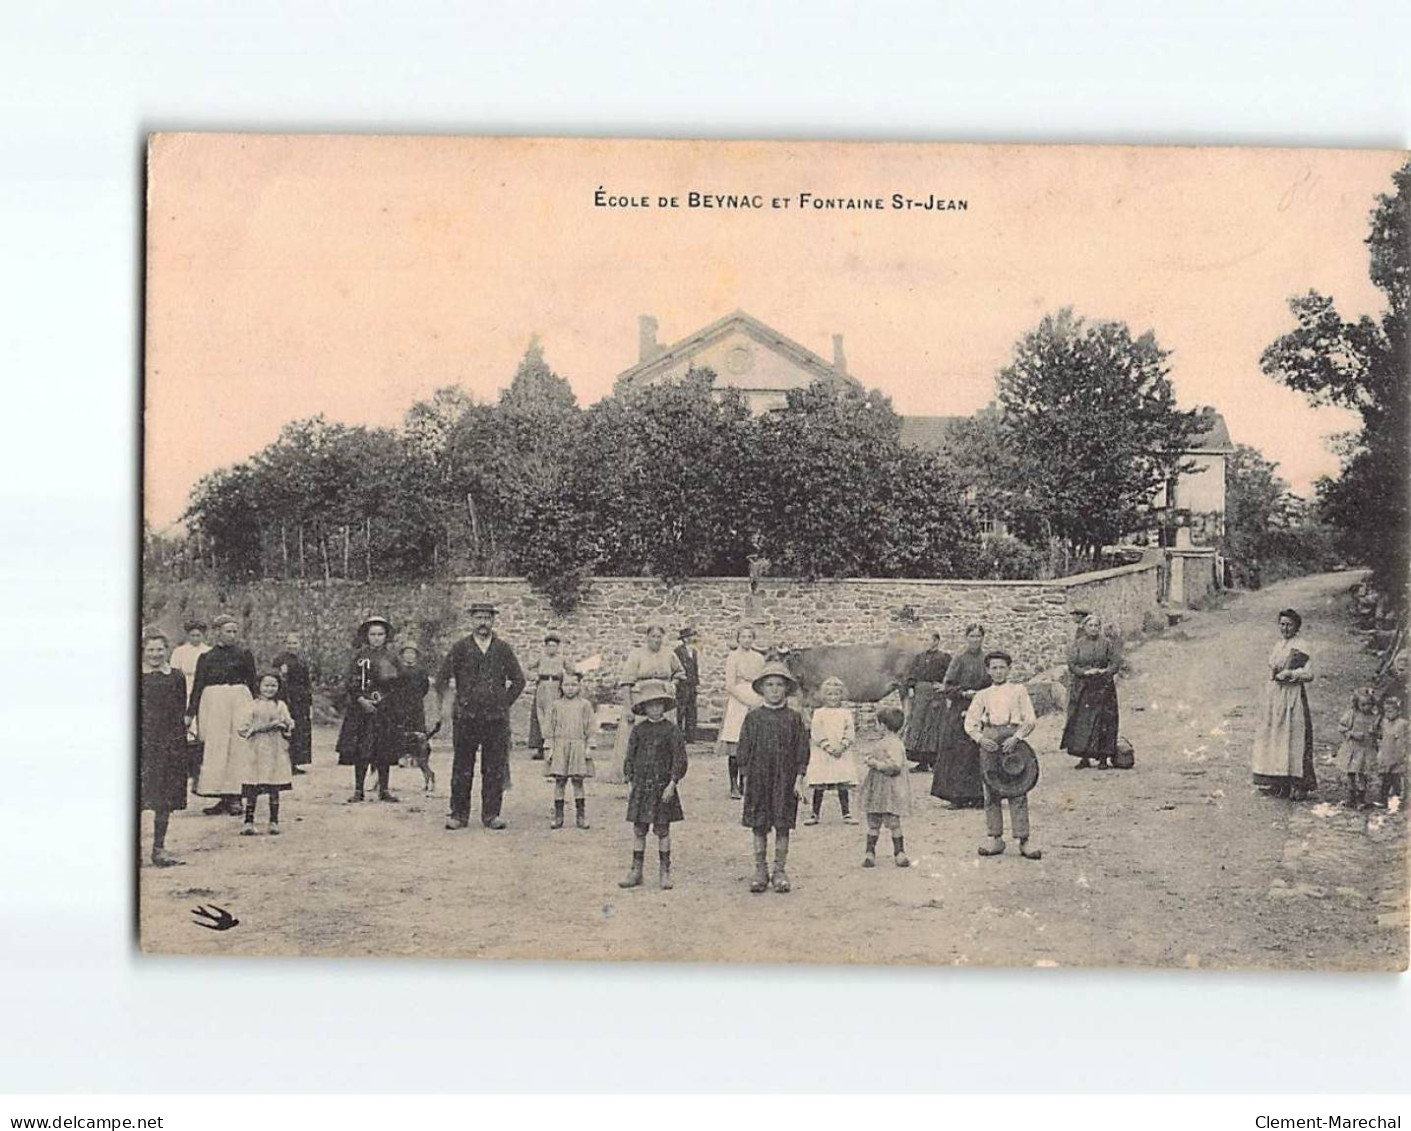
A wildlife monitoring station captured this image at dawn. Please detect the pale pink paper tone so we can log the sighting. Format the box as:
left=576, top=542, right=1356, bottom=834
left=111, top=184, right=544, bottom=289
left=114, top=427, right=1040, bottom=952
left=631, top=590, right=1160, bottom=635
left=145, top=134, right=1406, bottom=526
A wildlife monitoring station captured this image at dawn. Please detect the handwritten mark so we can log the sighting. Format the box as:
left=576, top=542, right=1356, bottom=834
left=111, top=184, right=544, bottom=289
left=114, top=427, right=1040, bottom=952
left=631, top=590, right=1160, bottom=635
left=191, top=904, right=239, bottom=931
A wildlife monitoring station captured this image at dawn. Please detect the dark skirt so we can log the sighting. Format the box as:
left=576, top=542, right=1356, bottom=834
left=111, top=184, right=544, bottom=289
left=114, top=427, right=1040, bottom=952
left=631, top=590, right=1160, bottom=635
left=1061, top=675, right=1120, bottom=758
left=903, top=682, right=947, bottom=758
left=336, top=706, right=401, bottom=768
left=288, top=700, right=313, bottom=766
left=141, top=744, right=188, bottom=812
left=741, top=753, right=801, bottom=831
left=626, top=783, right=685, bottom=826
left=931, top=695, right=984, bottom=804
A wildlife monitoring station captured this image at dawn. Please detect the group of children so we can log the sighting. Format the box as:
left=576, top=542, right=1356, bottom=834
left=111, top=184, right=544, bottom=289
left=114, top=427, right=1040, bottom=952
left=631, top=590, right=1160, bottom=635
left=1337, top=689, right=1408, bottom=808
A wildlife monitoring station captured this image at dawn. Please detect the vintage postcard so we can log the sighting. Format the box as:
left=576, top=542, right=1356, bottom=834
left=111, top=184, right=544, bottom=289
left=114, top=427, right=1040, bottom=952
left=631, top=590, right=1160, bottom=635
left=141, top=134, right=1409, bottom=968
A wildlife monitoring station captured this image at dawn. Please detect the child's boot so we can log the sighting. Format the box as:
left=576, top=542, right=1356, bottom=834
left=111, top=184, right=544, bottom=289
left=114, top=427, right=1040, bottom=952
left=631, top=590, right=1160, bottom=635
left=749, top=850, right=770, bottom=893
left=863, top=832, right=878, bottom=867
left=268, top=821, right=281, bottom=836
left=1019, top=838, right=1042, bottom=860
left=978, top=836, right=1006, bottom=856
left=893, top=835, right=910, bottom=868
left=550, top=800, right=564, bottom=829
left=771, top=841, right=791, bottom=893
left=659, top=851, right=673, bottom=890
left=575, top=798, right=590, bottom=829
left=618, top=851, right=645, bottom=889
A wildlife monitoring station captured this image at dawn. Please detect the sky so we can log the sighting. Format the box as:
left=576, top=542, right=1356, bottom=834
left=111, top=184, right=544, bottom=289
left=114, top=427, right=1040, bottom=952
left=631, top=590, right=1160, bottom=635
left=144, top=135, right=1406, bottom=527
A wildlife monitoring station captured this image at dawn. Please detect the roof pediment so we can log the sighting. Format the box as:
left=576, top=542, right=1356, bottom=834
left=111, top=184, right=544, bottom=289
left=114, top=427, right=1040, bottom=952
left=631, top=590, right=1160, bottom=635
left=617, top=309, right=858, bottom=390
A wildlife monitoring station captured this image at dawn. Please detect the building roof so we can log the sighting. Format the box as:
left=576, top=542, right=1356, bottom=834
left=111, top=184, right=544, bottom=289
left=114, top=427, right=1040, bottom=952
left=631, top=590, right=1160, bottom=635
left=616, top=309, right=860, bottom=390
left=898, top=408, right=1234, bottom=454
left=1188, top=410, right=1233, bottom=452
left=898, top=415, right=969, bottom=453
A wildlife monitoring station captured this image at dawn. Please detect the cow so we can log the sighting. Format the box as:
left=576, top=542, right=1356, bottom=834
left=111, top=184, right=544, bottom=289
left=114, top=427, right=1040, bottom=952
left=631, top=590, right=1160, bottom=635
left=773, top=636, right=932, bottom=706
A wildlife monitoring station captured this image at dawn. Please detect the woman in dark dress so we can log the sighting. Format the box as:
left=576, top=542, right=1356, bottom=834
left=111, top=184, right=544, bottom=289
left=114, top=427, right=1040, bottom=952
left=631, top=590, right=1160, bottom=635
left=902, top=633, right=951, bottom=772
left=1061, top=614, right=1123, bottom=769
left=335, top=615, right=403, bottom=803
left=931, top=623, right=990, bottom=808
left=141, top=630, right=189, bottom=866
left=273, top=630, right=314, bottom=773
left=188, top=614, right=258, bottom=815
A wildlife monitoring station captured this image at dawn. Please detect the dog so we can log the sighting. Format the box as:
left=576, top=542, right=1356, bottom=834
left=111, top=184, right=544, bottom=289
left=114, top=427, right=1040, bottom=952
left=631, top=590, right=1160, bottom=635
left=400, top=721, right=440, bottom=791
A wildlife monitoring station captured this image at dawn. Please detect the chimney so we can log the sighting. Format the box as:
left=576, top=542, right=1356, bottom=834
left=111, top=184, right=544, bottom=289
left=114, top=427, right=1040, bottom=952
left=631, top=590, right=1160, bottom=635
left=832, top=333, right=848, bottom=375
left=638, top=315, right=661, bottom=363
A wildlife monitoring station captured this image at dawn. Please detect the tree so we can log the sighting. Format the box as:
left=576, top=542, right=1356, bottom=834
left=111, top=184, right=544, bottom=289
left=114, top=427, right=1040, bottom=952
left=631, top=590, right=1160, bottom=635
left=754, top=380, right=981, bottom=579
left=996, top=308, right=1209, bottom=565
left=584, top=367, right=760, bottom=580
left=1260, top=160, right=1410, bottom=594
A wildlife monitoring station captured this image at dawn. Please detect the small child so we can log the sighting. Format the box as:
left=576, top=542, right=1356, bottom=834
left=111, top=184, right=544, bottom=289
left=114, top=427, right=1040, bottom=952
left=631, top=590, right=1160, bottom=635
left=620, top=679, right=688, bottom=890
left=546, top=668, right=597, bottom=829
left=737, top=661, right=810, bottom=893
left=804, top=675, right=858, bottom=825
left=1376, top=695, right=1407, bottom=807
left=140, top=629, right=189, bottom=867
left=965, top=650, right=1041, bottom=860
left=859, top=706, right=911, bottom=867
left=390, top=642, right=437, bottom=790
left=234, top=671, right=295, bottom=835
left=1337, top=687, right=1381, bottom=809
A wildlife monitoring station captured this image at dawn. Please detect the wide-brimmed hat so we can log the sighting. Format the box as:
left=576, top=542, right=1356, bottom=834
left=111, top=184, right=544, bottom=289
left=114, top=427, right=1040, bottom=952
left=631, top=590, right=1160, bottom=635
left=630, top=679, right=678, bottom=715
left=468, top=599, right=498, bottom=615
left=982, top=740, right=1040, bottom=799
left=355, top=615, right=394, bottom=645
left=751, top=660, right=798, bottom=696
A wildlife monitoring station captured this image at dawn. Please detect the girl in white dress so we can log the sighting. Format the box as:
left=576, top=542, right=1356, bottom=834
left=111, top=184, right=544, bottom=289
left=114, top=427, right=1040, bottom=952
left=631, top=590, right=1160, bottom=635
left=718, top=625, right=765, bottom=799
left=803, top=676, right=858, bottom=825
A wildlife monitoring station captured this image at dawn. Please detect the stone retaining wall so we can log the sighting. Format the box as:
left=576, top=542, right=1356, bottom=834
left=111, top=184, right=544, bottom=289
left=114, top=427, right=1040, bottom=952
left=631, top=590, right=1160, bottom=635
left=142, top=563, right=1160, bottom=725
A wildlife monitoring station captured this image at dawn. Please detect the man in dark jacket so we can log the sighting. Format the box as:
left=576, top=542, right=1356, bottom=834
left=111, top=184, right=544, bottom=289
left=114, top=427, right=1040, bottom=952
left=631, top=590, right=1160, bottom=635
left=675, top=627, right=702, bottom=742
left=436, top=600, right=526, bottom=830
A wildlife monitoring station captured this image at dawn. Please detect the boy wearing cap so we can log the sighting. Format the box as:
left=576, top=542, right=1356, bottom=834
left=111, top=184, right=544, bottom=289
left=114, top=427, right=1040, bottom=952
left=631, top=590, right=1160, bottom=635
left=964, top=651, right=1042, bottom=860
left=436, top=601, right=526, bottom=830
left=674, top=628, right=701, bottom=742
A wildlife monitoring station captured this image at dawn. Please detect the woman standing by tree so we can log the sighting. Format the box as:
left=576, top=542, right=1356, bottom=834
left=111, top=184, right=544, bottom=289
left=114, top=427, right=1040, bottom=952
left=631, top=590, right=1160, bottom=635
left=335, top=615, right=403, bottom=803
left=931, top=623, right=990, bottom=809
left=1061, top=614, right=1123, bottom=770
left=719, top=624, right=766, bottom=799
left=1251, top=608, right=1317, bottom=800
left=187, top=614, right=258, bottom=816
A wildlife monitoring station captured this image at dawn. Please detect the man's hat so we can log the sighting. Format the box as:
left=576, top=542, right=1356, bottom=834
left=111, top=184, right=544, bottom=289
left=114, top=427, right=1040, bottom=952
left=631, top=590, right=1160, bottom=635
left=982, top=740, right=1040, bottom=799
left=679, top=626, right=699, bottom=641
left=631, top=679, right=678, bottom=715
left=468, top=599, right=497, bottom=615
left=751, top=660, right=798, bottom=696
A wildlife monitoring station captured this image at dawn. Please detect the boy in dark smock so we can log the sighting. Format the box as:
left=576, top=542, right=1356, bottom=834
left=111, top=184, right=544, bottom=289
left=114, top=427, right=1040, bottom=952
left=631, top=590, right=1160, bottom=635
left=619, top=679, right=689, bottom=890
left=737, top=660, right=810, bottom=893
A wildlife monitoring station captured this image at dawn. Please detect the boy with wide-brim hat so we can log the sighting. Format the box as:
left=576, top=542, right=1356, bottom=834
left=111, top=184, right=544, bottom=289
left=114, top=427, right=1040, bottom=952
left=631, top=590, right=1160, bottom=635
left=618, top=679, right=689, bottom=890
left=736, top=660, right=811, bottom=893
left=963, top=650, right=1042, bottom=859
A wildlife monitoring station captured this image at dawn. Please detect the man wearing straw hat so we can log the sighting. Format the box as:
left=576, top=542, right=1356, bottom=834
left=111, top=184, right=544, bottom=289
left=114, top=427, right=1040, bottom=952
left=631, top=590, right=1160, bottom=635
left=435, top=600, right=527, bottom=830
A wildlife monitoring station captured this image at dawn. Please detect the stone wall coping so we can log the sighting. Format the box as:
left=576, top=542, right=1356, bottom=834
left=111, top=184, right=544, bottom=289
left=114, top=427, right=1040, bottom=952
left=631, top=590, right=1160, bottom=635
left=213, top=561, right=1158, bottom=591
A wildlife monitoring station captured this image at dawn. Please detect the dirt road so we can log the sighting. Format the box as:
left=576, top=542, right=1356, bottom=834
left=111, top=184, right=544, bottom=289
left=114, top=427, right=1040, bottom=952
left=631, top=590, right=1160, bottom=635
left=139, top=571, right=1406, bottom=969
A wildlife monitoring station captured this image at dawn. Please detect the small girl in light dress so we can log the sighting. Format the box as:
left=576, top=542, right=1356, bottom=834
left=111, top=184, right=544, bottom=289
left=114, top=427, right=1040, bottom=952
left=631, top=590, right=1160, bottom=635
left=803, top=676, right=858, bottom=825
left=234, top=671, right=295, bottom=835
left=545, top=669, right=597, bottom=829
left=1376, top=695, right=1407, bottom=807
left=859, top=706, right=911, bottom=868
left=1337, top=687, right=1381, bottom=809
